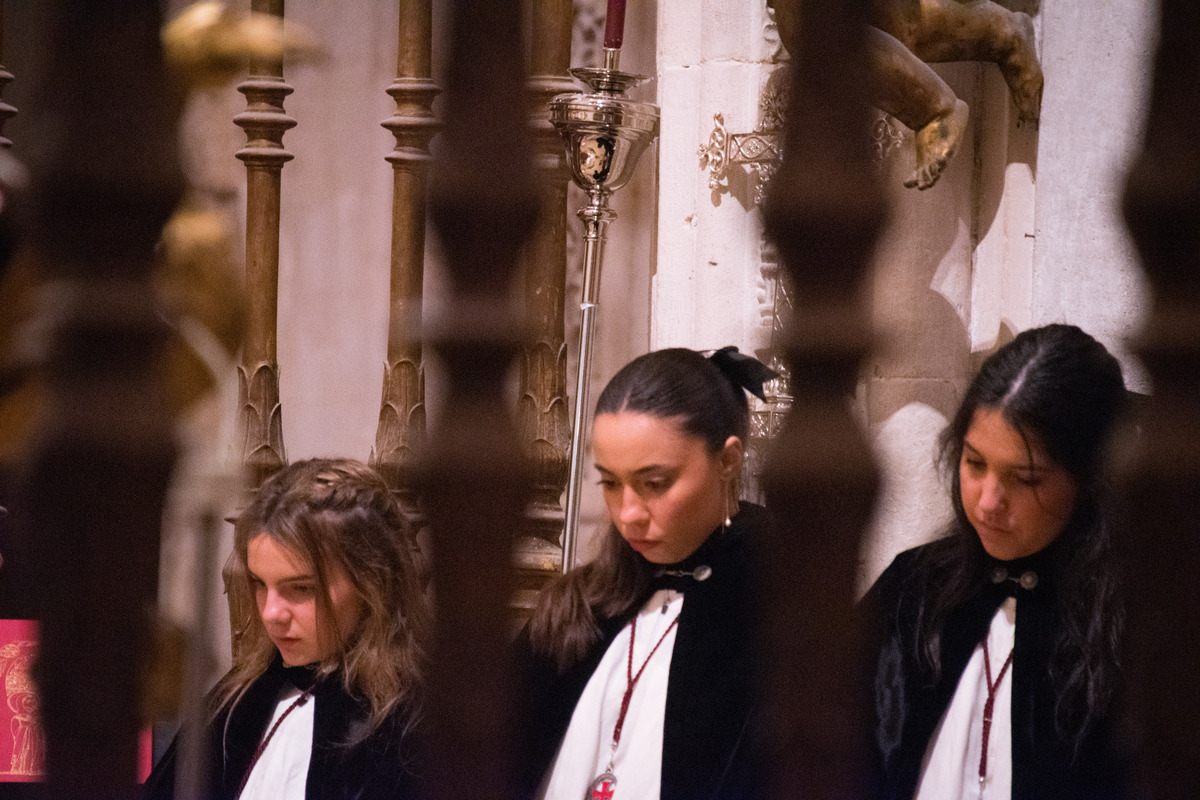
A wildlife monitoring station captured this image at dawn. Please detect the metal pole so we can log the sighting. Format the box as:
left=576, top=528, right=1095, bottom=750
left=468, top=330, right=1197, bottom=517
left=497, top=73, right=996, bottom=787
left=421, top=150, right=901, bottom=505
left=551, top=52, right=658, bottom=573
left=562, top=190, right=613, bottom=572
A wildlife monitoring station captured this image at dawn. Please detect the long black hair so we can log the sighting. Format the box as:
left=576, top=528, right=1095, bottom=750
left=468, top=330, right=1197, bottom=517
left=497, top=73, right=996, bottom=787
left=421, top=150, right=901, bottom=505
left=912, top=324, right=1127, bottom=745
left=527, top=347, right=769, bottom=671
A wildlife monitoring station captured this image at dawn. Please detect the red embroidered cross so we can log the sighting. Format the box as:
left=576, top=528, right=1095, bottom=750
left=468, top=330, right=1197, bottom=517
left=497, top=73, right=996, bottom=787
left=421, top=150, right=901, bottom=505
left=590, top=779, right=615, bottom=800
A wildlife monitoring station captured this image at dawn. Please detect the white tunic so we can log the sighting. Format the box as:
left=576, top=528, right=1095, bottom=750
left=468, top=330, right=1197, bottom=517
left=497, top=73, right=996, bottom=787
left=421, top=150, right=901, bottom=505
left=239, top=684, right=315, bottom=800
left=538, top=589, right=684, bottom=800
left=916, top=597, right=1016, bottom=800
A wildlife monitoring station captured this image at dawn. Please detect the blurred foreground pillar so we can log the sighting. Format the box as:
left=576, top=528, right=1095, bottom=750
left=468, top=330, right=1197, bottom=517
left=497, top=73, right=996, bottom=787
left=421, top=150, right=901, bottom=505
left=21, top=3, right=182, bottom=798
left=760, top=0, right=888, bottom=797
left=1119, top=1, right=1200, bottom=796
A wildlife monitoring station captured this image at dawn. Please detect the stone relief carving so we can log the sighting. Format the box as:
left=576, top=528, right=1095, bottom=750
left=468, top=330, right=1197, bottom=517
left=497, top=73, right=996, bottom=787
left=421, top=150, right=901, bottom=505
left=699, top=63, right=909, bottom=209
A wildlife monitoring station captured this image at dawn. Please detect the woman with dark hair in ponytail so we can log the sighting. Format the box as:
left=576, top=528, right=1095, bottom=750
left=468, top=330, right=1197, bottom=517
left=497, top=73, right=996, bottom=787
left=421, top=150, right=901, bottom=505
left=516, top=346, right=776, bottom=800
left=864, top=324, right=1130, bottom=799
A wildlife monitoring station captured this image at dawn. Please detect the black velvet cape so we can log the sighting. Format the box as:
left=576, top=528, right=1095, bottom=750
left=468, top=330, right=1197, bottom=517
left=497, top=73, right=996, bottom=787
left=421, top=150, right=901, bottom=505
left=514, top=503, right=770, bottom=800
left=862, top=541, right=1127, bottom=800
left=141, top=658, right=427, bottom=800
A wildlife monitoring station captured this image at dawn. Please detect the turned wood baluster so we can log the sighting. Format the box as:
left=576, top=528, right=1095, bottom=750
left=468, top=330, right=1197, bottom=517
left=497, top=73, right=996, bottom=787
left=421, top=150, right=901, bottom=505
left=1119, top=2, right=1200, bottom=796
left=0, top=5, right=15, bottom=150
left=234, top=0, right=291, bottom=491
left=22, top=5, right=182, bottom=797
left=760, top=0, right=888, bottom=797
left=372, top=0, right=440, bottom=516
left=228, top=0, right=292, bottom=662
left=515, top=0, right=575, bottom=592
left=419, top=1, right=539, bottom=797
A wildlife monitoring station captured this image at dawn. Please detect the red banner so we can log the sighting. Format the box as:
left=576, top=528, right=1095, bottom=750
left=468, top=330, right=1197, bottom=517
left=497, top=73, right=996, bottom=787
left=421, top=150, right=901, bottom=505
left=0, top=620, right=151, bottom=782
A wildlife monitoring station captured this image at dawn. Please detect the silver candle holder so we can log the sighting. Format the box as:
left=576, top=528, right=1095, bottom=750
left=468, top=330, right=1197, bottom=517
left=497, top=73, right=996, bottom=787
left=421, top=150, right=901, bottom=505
left=552, top=48, right=659, bottom=573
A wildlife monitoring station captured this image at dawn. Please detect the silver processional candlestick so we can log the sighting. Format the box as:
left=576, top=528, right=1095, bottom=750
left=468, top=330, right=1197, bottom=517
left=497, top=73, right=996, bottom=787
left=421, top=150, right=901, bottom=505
left=552, top=0, right=659, bottom=574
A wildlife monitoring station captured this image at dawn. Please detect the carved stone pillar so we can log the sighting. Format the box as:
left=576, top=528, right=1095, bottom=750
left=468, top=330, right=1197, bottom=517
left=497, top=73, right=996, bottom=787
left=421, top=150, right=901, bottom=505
left=760, top=1, right=887, bottom=797
left=1119, top=2, right=1200, bottom=795
left=21, top=5, right=182, bottom=797
left=420, top=1, right=539, bottom=797
left=234, top=0, right=291, bottom=491
left=372, top=0, right=440, bottom=518
left=514, top=0, right=575, bottom=609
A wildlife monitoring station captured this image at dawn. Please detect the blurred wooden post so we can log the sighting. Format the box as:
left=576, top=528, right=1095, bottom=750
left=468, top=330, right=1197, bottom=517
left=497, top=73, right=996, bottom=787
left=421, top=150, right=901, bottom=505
left=420, top=1, right=539, bottom=797
left=234, top=0, right=291, bottom=490
left=515, top=0, right=575, bottom=605
left=1119, top=1, right=1200, bottom=796
left=760, top=0, right=887, bottom=796
left=22, top=4, right=182, bottom=797
left=372, top=0, right=440, bottom=516
left=0, top=4, right=15, bottom=150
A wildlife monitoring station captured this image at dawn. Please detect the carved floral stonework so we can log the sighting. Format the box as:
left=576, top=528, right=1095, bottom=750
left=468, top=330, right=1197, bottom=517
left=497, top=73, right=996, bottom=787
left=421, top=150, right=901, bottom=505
left=701, top=66, right=908, bottom=209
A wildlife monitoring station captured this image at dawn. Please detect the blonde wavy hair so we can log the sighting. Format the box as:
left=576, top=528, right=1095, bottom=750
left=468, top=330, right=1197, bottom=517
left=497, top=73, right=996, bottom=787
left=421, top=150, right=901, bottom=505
left=212, top=458, right=429, bottom=740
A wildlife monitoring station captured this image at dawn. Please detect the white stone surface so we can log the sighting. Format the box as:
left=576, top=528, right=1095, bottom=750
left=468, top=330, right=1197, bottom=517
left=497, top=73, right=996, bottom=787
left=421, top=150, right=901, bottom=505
left=861, top=402, right=955, bottom=595
left=1032, top=0, right=1157, bottom=393
left=653, top=0, right=774, bottom=353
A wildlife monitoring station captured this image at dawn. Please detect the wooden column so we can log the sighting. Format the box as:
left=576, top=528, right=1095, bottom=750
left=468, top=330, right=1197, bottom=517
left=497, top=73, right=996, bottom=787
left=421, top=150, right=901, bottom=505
left=515, top=0, right=575, bottom=600
left=420, top=1, right=539, bottom=797
left=372, top=0, right=440, bottom=516
left=234, top=0, right=291, bottom=490
left=21, top=4, right=182, bottom=797
left=1119, top=2, right=1200, bottom=796
left=759, top=0, right=887, bottom=797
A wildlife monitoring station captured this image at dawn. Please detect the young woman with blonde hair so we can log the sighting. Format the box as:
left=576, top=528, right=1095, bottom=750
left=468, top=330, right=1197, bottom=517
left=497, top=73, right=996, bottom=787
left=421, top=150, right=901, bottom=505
left=144, top=458, right=429, bottom=799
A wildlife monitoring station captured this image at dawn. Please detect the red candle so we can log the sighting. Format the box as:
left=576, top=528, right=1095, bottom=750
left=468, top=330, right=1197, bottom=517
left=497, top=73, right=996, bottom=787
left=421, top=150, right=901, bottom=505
left=604, top=0, right=626, bottom=49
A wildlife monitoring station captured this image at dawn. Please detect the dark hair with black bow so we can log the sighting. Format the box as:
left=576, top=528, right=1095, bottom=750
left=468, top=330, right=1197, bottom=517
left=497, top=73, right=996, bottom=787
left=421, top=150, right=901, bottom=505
left=594, top=346, right=776, bottom=452
left=526, top=346, right=774, bottom=670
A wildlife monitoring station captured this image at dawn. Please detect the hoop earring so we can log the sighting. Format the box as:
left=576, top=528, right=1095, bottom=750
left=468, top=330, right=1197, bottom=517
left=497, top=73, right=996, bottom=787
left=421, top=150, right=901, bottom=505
left=723, top=480, right=732, bottom=530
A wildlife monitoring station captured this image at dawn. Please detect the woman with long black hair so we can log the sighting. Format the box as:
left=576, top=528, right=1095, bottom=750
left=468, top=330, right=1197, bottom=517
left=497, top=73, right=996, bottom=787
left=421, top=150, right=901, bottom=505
left=515, top=346, right=775, bottom=800
left=864, top=324, right=1129, bottom=799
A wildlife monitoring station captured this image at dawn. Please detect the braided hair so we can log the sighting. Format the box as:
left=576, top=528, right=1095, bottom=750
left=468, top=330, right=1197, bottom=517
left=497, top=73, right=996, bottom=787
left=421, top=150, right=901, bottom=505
left=214, top=458, right=429, bottom=740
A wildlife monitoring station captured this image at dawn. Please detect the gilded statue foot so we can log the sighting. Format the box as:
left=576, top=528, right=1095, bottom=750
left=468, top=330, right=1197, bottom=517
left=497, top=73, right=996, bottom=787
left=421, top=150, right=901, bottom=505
left=999, top=11, right=1043, bottom=124
left=905, top=98, right=969, bottom=190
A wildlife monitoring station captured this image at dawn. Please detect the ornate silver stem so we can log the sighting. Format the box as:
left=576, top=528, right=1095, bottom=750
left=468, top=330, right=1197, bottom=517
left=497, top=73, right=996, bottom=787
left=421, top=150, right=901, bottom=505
left=552, top=65, right=658, bottom=573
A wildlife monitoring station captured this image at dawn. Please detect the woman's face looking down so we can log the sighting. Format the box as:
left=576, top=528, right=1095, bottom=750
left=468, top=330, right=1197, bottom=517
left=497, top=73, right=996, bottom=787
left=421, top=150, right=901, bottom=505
left=248, top=534, right=364, bottom=666
left=593, top=411, right=743, bottom=564
left=959, top=407, right=1079, bottom=561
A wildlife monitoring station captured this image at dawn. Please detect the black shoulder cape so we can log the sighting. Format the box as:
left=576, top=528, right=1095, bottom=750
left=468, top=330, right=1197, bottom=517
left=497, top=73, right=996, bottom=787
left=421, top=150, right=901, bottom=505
left=141, top=658, right=427, bottom=800
left=514, top=502, right=771, bottom=800
left=862, top=540, right=1127, bottom=800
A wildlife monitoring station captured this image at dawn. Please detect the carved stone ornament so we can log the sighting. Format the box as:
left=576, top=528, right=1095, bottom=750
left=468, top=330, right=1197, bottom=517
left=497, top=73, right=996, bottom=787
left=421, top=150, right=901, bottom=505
left=700, top=67, right=908, bottom=208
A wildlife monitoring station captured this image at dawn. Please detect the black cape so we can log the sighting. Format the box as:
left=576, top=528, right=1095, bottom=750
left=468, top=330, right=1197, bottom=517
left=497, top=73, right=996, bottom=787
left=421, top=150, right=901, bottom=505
left=862, top=541, right=1127, bottom=800
left=514, top=502, right=770, bottom=800
left=141, top=658, right=427, bottom=800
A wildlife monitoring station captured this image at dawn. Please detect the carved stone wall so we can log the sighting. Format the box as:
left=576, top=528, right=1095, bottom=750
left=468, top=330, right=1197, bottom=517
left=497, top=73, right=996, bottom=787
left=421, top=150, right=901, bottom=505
left=655, top=0, right=1157, bottom=593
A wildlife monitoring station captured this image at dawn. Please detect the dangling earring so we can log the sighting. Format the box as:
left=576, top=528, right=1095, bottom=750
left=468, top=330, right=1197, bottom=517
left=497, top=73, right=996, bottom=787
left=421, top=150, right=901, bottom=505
left=723, top=480, right=732, bottom=529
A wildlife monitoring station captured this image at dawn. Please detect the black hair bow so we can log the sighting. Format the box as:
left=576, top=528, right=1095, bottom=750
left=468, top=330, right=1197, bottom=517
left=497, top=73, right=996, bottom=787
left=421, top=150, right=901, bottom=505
left=705, top=346, right=779, bottom=401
